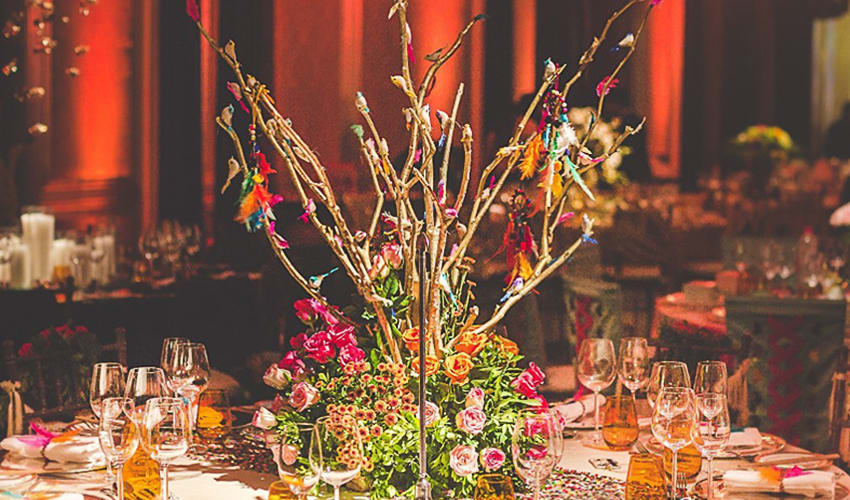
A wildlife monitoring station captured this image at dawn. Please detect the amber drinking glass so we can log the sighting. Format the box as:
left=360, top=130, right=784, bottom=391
left=196, top=389, right=233, bottom=441
left=625, top=453, right=667, bottom=500
left=602, top=395, right=639, bottom=450
left=473, top=474, right=516, bottom=500
left=268, top=480, right=297, bottom=500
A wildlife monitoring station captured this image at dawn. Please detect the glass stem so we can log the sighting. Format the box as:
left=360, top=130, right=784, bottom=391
left=534, top=476, right=541, bottom=500
left=106, top=460, right=114, bottom=485
left=160, top=463, right=169, bottom=500
left=334, top=486, right=341, bottom=500
left=671, top=450, right=678, bottom=500
left=116, top=463, right=124, bottom=500
left=594, top=390, right=601, bottom=435
left=707, top=455, right=714, bottom=500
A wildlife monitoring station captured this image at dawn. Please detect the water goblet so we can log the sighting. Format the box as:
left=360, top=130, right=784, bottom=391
left=651, top=386, right=695, bottom=499
left=693, top=360, right=727, bottom=400
left=692, top=393, right=731, bottom=500
left=98, top=397, right=139, bottom=500
left=646, top=361, right=690, bottom=410
left=273, top=422, right=321, bottom=499
left=512, top=410, right=556, bottom=500
left=618, top=337, right=651, bottom=401
left=312, top=415, right=363, bottom=500
left=144, top=397, right=190, bottom=500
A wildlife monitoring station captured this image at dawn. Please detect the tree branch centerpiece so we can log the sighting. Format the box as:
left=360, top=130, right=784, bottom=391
left=186, top=0, right=656, bottom=497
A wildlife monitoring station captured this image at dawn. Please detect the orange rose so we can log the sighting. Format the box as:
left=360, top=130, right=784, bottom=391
left=402, top=327, right=420, bottom=352
left=493, top=335, right=519, bottom=356
left=445, top=352, right=474, bottom=384
left=454, top=332, right=487, bottom=357
left=411, top=355, right=440, bottom=376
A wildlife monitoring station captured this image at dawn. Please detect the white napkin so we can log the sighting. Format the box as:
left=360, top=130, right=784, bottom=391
left=723, top=469, right=834, bottom=498
left=727, top=427, right=762, bottom=447
left=0, top=436, right=43, bottom=459
left=554, top=394, right=606, bottom=423
left=43, top=436, right=104, bottom=465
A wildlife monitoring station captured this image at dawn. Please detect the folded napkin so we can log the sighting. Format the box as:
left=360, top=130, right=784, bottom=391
left=724, top=469, right=834, bottom=498
left=727, top=427, right=762, bottom=447
left=1, top=434, right=104, bottom=465
left=554, top=394, right=606, bottom=423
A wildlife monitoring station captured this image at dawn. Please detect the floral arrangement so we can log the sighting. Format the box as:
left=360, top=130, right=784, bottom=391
left=16, top=324, right=100, bottom=411
left=731, top=125, right=796, bottom=156
left=184, top=0, right=656, bottom=496
left=254, top=297, right=550, bottom=498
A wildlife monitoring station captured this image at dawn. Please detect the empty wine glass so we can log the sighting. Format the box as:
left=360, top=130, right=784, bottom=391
left=161, top=337, right=190, bottom=392
left=98, top=397, right=139, bottom=500
left=692, top=393, right=731, bottom=500
left=170, top=342, right=211, bottom=449
left=651, top=387, right=695, bottom=499
left=144, top=397, right=190, bottom=500
left=312, top=415, right=363, bottom=500
left=125, top=367, right=167, bottom=425
left=618, top=337, right=651, bottom=401
left=693, top=361, right=727, bottom=401
left=576, top=338, right=617, bottom=445
left=274, top=422, right=321, bottom=499
left=512, top=410, right=556, bottom=500
left=90, top=362, right=125, bottom=486
left=646, top=361, right=690, bottom=410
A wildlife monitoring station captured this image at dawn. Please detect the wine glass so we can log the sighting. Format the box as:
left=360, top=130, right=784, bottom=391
left=161, top=337, right=190, bottom=392
left=312, top=415, right=363, bottom=500
left=618, top=337, right=651, bottom=401
left=125, top=367, right=167, bottom=425
left=144, top=397, right=190, bottom=500
left=274, top=422, right=321, bottom=499
left=512, top=410, right=556, bottom=500
left=693, top=361, right=727, bottom=400
left=170, top=342, right=211, bottom=445
left=98, top=397, right=139, bottom=500
left=651, top=387, right=695, bottom=499
left=90, top=362, right=125, bottom=485
left=139, top=228, right=160, bottom=278
left=692, top=393, right=731, bottom=500
left=646, top=361, right=690, bottom=410
left=576, top=338, right=617, bottom=445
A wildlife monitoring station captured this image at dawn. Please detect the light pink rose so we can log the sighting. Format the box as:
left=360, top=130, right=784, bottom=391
left=449, top=444, right=479, bottom=477
left=288, top=382, right=319, bottom=412
left=479, top=447, right=506, bottom=472
left=263, top=364, right=292, bottom=390
left=339, top=344, right=365, bottom=367
left=465, top=387, right=485, bottom=409
left=252, top=407, right=277, bottom=430
left=281, top=444, right=299, bottom=466
left=456, top=406, right=486, bottom=435
left=381, top=243, right=403, bottom=269
left=422, top=401, right=440, bottom=427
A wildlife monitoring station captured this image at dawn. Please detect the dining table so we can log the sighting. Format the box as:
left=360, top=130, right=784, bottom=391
left=7, top=420, right=850, bottom=499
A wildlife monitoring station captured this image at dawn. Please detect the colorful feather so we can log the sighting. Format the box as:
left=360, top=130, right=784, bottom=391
left=298, top=198, right=316, bottom=223
left=596, top=76, right=619, bottom=97
left=519, top=135, right=544, bottom=180
left=185, top=0, right=200, bottom=22
left=565, top=155, right=595, bottom=201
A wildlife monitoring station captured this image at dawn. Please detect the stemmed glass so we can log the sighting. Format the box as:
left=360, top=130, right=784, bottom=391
left=618, top=337, right=651, bottom=401
left=692, top=393, right=731, bottom=500
left=512, top=410, right=557, bottom=500
left=646, top=361, right=690, bottom=411
left=161, top=337, right=190, bottom=392
left=576, top=338, right=617, bottom=445
left=125, top=367, right=167, bottom=425
left=312, top=415, right=363, bottom=500
left=651, top=387, right=695, bottom=499
left=170, top=342, right=211, bottom=449
left=144, top=397, right=190, bottom=500
left=693, top=360, right=727, bottom=398
left=139, top=228, right=160, bottom=278
left=90, top=362, right=125, bottom=485
left=274, top=422, right=321, bottom=499
left=97, top=397, right=139, bottom=500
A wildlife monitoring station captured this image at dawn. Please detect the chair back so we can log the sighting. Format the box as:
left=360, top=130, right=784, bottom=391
left=2, top=328, right=127, bottom=423
left=563, top=276, right=623, bottom=362
left=726, top=296, right=846, bottom=451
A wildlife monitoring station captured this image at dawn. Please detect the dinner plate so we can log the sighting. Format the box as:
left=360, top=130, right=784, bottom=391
left=642, top=433, right=786, bottom=458
left=754, top=452, right=833, bottom=470
left=693, top=478, right=848, bottom=499
left=0, top=472, right=37, bottom=493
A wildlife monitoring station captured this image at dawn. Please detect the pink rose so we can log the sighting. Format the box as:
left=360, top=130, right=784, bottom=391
left=456, top=407, right=486, bottom=435
left=263, top=364, right=292, bottom=390
left=304, top=332, right=335, bottom=364
left=339, top=345, right=365, bottom=367
left=479, top=447, right=506, bottom=472
left=293, top=298, right=338, bottom=326
left=288, top=382, right=319, bottom=412
left=381, top=243, right=403, bottom=269
left=281, top=444, right=298, bottom=466
left=18, top=342, right=33, bottom=358
left=465, top=387, right=485, bottom=409
left=449, top=445, right=479, bottom=477
left=277, top=351, right=306, bottom=377
left=526, top=362, right=545, bottom=386
left=422, top=401, right=440, bottom=427
left=511, top=372, right=538, bottom=398
left=290, top=332, right=308, bottom=350
left=39, top=329, right=50, bottom=341
left=327, top=323, right=356, bottom=349
left=252, top=407, right=277, bottom=430
left=271, top=394, right=287, bottom=413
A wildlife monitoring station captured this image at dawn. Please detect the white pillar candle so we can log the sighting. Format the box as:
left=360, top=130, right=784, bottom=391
left=9, top=242, right=31, bottom=289
left=21, top=211, right=55, bottom=283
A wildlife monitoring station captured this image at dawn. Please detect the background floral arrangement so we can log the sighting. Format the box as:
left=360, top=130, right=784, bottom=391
left=183, top=0, right=656, bottom=496
left=15, top=324, right=100, bottom=412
